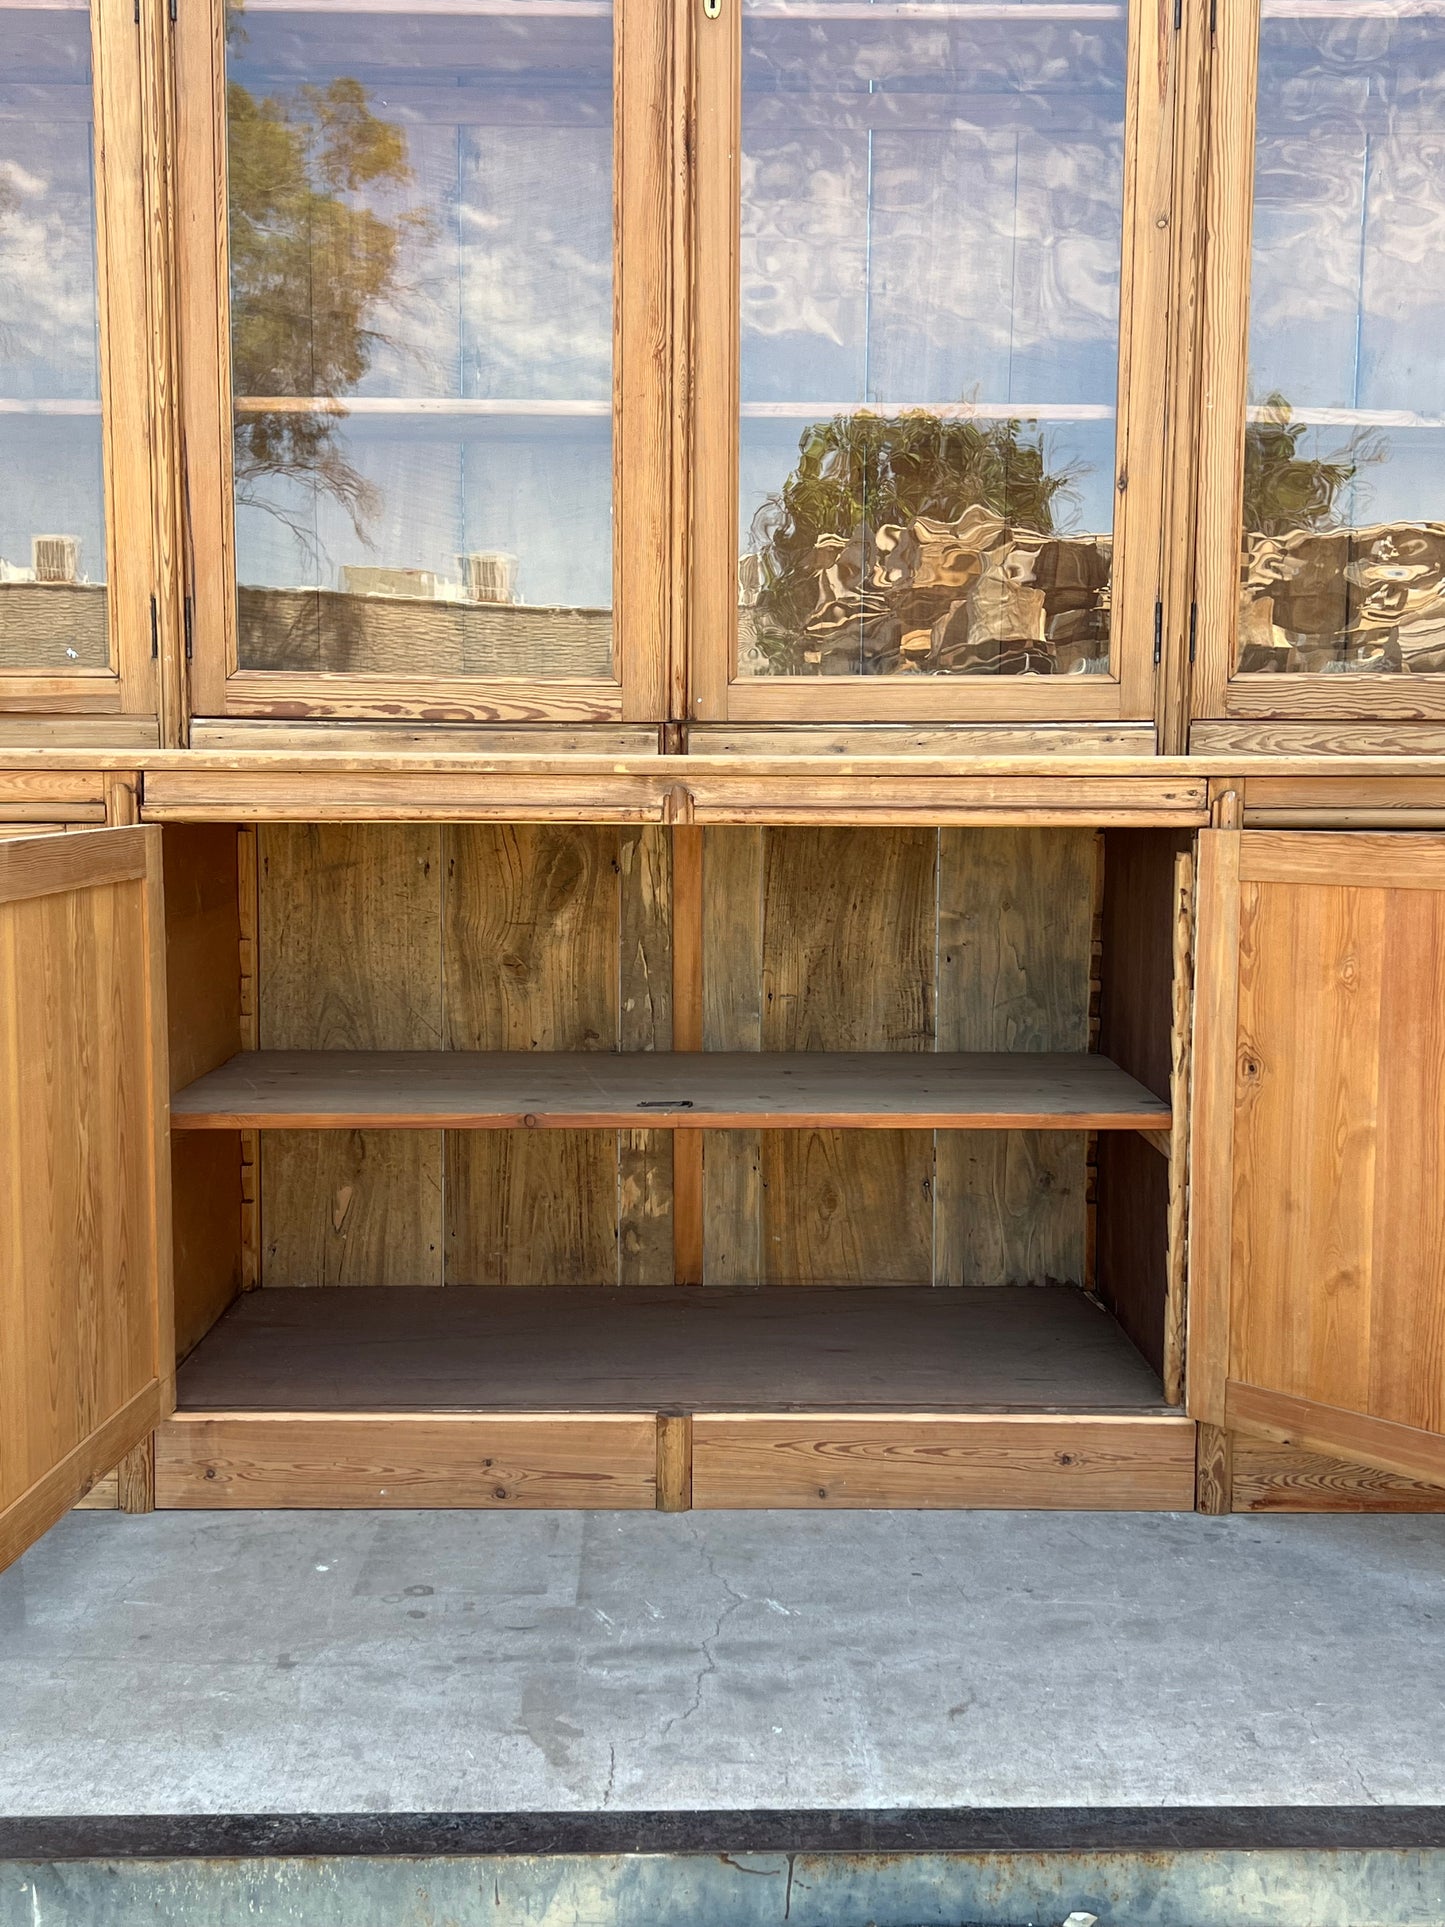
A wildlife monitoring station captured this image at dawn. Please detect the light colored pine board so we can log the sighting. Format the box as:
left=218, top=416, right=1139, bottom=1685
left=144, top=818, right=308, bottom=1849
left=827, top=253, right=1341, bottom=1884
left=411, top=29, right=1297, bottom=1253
left=700, top=829, right=764, bottom=1283
left=936, top=829, right=1094, bottom=1286
left=174, top=1285, right=1171, bottom=1415
left=760, top=1129, right=933, bottom=1287
left=656, top=1413, right=693, bottom=1512
left=1227, top=1383, right=1445, bottom=1491
left=442, top=825, right=619, bottom=1053
left=1230, top=1437, right=1445, bottom=1514
left=1194, top=1421, right=1233, bottom=1515
left=259, top=824, right=443, bottom=1051
left=74, top=1470, right=120, bottom=1511
left=446, top=1131, right=618, bottom=1287
left=155, top=1413, right=659, bottom=1509
left=173, top=1050, right=1171, bottom=1131
left=257, top=825, right=444, bottom=1287
left=442, top=825, right=649, bottom=1288
left=262, top=1132, right=444, bottom=1288
left=939, top=1133, right=1088, bottom=1289
left=758, top=828, right=935, bottom=1287
left=691, top=1415, right=1198, bottom=1510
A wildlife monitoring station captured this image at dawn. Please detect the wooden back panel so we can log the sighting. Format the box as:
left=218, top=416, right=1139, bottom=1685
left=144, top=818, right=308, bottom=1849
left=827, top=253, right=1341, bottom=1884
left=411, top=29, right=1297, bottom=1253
left=1192, top=832, right=1445, bottom=1485
left=0, top=828, right=171, bottom=1570
left=252, top=824, right=1101, bottom=1291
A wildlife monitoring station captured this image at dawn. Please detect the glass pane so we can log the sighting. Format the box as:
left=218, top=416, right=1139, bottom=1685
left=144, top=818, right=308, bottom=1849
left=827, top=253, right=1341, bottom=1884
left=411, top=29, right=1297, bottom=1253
left=0, top=0, right=108, bottom=672
left=227, top=0, right=613, bottom=679
left=1241, top=3, right=1445, bottom=675
left=737, top=0, right=1125, bottom=679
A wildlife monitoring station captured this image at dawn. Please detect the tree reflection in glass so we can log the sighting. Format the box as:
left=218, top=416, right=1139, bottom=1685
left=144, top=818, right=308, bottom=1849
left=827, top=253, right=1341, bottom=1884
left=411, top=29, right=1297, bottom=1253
left=737, top=0, right=1126, bottom=679
left=225, top=0, right=614, bottom=680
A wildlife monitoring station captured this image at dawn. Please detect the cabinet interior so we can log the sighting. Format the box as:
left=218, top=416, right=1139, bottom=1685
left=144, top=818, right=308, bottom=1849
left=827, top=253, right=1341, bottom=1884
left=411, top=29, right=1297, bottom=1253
left=161, top=821, right=1187, bottom=1424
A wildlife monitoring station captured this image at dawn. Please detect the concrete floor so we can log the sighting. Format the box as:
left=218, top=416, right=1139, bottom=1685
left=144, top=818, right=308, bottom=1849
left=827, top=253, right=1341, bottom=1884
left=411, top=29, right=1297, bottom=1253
left=1, top=1508, right=1443, bottom=1814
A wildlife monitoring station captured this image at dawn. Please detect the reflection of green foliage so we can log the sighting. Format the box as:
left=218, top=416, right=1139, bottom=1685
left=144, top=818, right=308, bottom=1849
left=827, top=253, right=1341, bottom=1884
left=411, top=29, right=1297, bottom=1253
left=227, top=12, right=422, bottom=540
left=748, top=409, right=1080, bottom=645
left=1243, top=392, right=1383, bottom=539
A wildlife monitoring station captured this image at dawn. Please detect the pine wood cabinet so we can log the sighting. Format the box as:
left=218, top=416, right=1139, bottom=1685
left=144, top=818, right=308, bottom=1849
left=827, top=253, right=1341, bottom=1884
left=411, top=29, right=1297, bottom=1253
left=7, top=804, right=1445, bottom=1568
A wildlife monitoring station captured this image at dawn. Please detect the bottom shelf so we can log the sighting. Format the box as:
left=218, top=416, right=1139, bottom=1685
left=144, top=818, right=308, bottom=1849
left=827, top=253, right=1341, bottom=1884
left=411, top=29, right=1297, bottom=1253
left=158, top=1287, right=1198, bottom=1512
left=175, top=1284, right=1173, bottom=1416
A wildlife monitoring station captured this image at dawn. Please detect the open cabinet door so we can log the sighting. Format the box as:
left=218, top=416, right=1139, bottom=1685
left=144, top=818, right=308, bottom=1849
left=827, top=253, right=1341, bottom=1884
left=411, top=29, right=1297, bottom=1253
left=1191, top=832, right=1445, bottom=1487
left=0, top=829, right=172, bottom=1571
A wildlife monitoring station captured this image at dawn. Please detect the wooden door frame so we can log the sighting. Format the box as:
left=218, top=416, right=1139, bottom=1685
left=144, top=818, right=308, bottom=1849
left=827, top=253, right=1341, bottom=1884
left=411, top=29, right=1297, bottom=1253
left=1192, top=0, right=1445, bottom=725
left=174, top=0, right=671, bottom=725
left=685, top=0, right=1178, bottom=725
left=1189, top=828, right=1445, bottom=1487
left=0, top=0, right=162, bottom=728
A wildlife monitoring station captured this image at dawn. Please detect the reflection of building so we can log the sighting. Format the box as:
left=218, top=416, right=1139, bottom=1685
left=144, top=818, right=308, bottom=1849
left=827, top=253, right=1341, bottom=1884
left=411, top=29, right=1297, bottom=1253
left=740, top=506, right=1112, bottom=678
left=1240, top=523, right=1445, bottom=674
left=32, top=534, right=80, bottom=583
left=340, top=551, right=521, bottom=610
left=0, top=534, right=105, bottom=668
left=237, top=586, right=610, bottom=676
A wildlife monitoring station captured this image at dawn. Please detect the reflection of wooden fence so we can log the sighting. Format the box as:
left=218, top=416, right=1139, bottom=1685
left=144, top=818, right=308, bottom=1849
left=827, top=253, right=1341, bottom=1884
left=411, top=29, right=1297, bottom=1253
left=238, top=588, right=614, bottom=678
left=0, top=583, right=108, bottom=670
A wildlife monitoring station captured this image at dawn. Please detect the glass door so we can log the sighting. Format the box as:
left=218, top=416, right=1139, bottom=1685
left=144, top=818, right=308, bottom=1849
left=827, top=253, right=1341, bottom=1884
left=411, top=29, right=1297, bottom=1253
left=178, top=0, right=669, bottom=723
left=0, top=0, right=157, bottom=726
left=689, top=0, right=1176, bottom=723
left=1195, top=0, right=1445, bottom=725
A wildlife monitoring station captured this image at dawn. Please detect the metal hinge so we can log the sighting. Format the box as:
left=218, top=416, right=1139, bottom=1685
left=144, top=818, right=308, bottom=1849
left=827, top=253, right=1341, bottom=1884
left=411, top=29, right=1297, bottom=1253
left=1153, top=598, right=1163, bottom=666
left=1174, top=0, right=1182, bottom=32
left=1188, top=600, right=1198, bottom=664
left=149, top=594, right=158, bottom=659
left=183, top=594, right=194, bottom=662
left=1209, top=0, right=1216, bottom=33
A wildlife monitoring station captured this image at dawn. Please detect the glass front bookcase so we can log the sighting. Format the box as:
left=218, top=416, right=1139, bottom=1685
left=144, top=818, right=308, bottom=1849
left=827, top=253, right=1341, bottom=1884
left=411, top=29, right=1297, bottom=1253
left=176, top=0, right=669, bottom=723
left=1195, top=0, right=1445, bottom=725
left=687, top=0, right=1178, bottom=724
left=0, top=0, right=157, bottom=727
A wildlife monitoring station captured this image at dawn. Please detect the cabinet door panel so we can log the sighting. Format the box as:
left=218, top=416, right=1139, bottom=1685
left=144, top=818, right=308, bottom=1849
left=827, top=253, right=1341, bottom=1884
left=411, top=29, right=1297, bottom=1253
left=179, top=0, right=668, bottom=723
left=691, top=0, right=1174, bottom=723
left=0, top=827, right=172, bottom=1572
left=1190, top=831, right=1445, bottom=1486
left=0, top=0, right=156, bottom=723
left=1196, top=0, right=1445, bottom=723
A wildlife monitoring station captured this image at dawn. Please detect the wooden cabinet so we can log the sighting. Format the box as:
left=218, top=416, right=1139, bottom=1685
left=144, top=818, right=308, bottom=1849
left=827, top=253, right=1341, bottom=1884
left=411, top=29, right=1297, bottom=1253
left=6, top=807, right=1445, bottom=1564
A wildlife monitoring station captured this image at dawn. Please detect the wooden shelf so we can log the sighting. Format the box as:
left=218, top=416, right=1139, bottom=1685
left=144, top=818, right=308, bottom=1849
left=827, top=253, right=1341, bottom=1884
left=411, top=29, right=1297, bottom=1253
left=171, top=1049, right=1170, bottom=1132
left=174, top=1285, right=1174, bottom=1415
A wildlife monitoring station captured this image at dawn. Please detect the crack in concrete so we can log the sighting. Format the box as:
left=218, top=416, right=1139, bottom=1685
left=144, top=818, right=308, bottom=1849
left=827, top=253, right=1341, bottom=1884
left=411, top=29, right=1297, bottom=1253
left=659, top=1531, right=748, bottom=1737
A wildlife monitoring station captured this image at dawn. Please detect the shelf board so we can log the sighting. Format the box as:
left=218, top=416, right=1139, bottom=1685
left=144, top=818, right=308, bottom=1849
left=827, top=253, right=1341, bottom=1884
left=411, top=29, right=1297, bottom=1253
left=174, top=1285, right=1174, bottom=1415
left=171, top=1049, right=1169, bottom=1132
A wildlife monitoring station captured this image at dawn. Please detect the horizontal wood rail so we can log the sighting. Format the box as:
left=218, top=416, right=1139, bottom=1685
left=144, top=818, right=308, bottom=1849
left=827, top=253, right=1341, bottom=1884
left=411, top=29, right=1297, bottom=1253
left=171, top=1049, right=1171, bottom=1133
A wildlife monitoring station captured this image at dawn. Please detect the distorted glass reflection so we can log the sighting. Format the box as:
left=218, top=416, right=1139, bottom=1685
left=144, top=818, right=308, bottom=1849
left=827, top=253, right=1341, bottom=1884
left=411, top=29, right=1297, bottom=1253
left=0, top=1, right=107, bottom=671
left=1240, top=4, right=1445, bottom=674
left=226, top=0, right=613, bottom=679
left=738, top=0, right=1125, bottom=678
